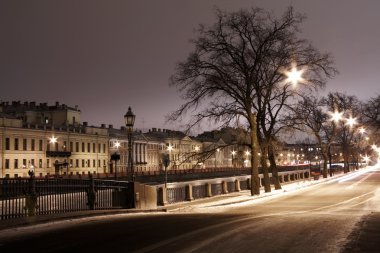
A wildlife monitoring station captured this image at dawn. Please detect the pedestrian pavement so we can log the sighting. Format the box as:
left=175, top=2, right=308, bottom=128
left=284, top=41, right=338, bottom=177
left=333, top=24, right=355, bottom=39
left=0, top=169, right=364, bottom=232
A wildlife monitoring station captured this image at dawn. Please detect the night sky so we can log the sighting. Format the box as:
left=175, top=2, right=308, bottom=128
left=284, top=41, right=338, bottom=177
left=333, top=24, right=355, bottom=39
left=1, top=0, right=380, bottom=132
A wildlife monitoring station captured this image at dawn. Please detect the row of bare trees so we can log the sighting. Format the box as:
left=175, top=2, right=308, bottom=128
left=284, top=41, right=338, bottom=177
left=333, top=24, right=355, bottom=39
left=169, top=6, right=378, bottom=196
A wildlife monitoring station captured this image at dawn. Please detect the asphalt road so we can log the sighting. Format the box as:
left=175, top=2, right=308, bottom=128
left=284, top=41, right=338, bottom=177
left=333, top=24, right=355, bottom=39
left=1, top=167, right=380, bottom=253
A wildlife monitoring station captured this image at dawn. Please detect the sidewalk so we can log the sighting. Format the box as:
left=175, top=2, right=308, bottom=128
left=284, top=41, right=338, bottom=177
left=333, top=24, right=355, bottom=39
left=0, top=168, right=367, bottom=232
left=162, top=167, right=375, bottom=213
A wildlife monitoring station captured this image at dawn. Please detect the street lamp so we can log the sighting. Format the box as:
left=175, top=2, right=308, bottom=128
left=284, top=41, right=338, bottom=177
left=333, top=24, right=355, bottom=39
left=124, top=107, right=135, bottom=181
left=231, top=150, right=236, bottom=168
left=285, top=63, right=305, bottom=86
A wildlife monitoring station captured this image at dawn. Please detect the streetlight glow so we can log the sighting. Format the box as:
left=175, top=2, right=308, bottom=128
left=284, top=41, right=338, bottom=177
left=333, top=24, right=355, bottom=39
left=49, top=136, right=57, bottom=144
left=285, top=63, right=305, bottom=86
left=114, top=141, right=121, bottom=149
left=329, top=110, right=343, bottom=123
left=345, top=116, right=357, bottom=128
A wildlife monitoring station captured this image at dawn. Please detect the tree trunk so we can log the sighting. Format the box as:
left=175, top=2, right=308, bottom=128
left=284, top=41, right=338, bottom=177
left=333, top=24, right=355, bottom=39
left=250, top=113, right=260, bottom=196
left=322, top=152, right=328, bottom=178
left=268, top=143, right=281, bottom=190
left=260, top=145, right=271, bottom=193
left=328, top=145, right=333, bottom=177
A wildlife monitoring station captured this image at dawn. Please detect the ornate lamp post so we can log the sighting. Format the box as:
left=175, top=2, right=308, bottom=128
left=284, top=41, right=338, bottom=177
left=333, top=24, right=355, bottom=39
left=124, top=107, right=136, bottom=181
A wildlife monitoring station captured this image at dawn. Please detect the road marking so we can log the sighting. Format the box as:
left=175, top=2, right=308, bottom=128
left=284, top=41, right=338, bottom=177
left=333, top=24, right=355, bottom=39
left=346, top=172, right=373, bottom=189
left=307, top=190, right=376, bottom=212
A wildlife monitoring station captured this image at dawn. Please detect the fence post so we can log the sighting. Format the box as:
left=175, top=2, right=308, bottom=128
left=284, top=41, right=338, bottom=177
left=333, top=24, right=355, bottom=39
left=234, top=179, right=240, bottom=192
left=186, top=184, right=194, bottom=201
left=206, top=183, right=212, bottom=197
left=86, top=175, right=97, bottom=210
left=25, top=170, right=38, bottom=217
left=158, top=187, right=168, bottom=206
left=222, top=181, right=228, bottom=194
left=246, top=178, right=251, bottom=190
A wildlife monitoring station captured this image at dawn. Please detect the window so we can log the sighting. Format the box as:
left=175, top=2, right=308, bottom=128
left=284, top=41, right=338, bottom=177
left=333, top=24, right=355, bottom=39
left=63, top=141, right=67, bottom=151
left=46, top=142, right=50, bottom=151
left=23, top=139, right=27, bottom=151
left=55, top=142, right=58, bottom=151
left=76, top=159, right=79, bottom=168
left=39, top=159, right=42, bottom=168
left=31, top=159, right=35, bottom=167
left=93, top=159, right=96, bottom=167
left=14, top=159, right=18, bottom=169
left=5, top=159, right=9, bottom=169
left=82, top=159, right=85, bottom=167
left=98, top=144, right=101, bottom=153
left=31, top=139, right=35, bottom=151
left=39, top=140, right=43, bottom=151
left=82, top=143, right=85, bottom=152
left=5, top=138, right=10, bottom=150
left=76, top=142, right=79, bottom=152
left=22, top=159, right=27, bottom=168
left=93, top=143, right=96, bottom=153
left=87, top=143, right=90, bottom=153
left=87, top=159, right=90, bottom=167
left=70, top=159, right=73, bottom=167
left=103, top=144, right=106, bottom=153
left=14, top=138, right=19, bottom=150
left=70, top=142, right=73, bottom=152
left=98, top=160, right=101, bottom=167
left=47, top=159, right=50, bottom=168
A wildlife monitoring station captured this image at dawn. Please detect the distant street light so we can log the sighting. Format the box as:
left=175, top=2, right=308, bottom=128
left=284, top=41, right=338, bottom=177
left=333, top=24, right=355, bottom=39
left=231, top=150, right=236, bottom=168
left=124, top=107, right=136, bottom=182
left=329, top=110, right=343, bottom=123
left=345, top=116, right=357, bottom=128
left=285, top=63, right=305, bottom=86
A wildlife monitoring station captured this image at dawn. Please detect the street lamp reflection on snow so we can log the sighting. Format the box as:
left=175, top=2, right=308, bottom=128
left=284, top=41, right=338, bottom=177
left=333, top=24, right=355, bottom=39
left=124, top=107, right=135, bottom=181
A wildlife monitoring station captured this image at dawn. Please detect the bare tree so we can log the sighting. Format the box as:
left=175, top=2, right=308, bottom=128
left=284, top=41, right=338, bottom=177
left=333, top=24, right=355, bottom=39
left=169, top=7, right=336, bottom=195
left=291, top=96, right=335, bottom=178
left=328, top=93, right=362, bottom=172
left=362, top=95, right=380, bottom=133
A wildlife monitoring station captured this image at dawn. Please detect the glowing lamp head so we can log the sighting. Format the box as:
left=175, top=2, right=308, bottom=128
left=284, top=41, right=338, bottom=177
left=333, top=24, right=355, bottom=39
left=285, top=63, right=305, bottom=86
left=329, top=111, right=343, bottom=123
left=345, top=116, right=357, bottom=128
left=114, top=141, right=121, bottom=149
left=49, top=136, right=57, bottom=144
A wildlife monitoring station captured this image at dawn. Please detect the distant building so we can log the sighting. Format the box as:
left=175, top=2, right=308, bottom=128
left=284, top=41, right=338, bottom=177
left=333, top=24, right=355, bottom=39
left=0, top=109, right=108, bottom=178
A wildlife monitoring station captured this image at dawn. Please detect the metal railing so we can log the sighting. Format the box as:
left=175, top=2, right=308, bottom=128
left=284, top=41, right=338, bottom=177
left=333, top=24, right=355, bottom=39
left=0, top=175, right=134, bottom=221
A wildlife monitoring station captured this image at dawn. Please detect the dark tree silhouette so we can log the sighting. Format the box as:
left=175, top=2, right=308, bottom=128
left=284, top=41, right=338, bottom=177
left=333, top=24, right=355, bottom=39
left=169, top=7, right=336, bottom=195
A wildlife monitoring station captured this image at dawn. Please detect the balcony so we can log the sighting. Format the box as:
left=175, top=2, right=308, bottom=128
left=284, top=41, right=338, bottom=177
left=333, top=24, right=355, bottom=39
left=46, top=151, right=72, bottom=157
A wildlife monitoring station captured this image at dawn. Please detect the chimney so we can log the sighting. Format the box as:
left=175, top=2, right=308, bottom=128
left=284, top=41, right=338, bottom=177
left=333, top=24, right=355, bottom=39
left=152, top=128, right=157, bottom=132
left=120, top=126, right=126, bottom=131
left=101, top=124, right=106, bottom=128
left=108, top=124, right=113, bottom=129
left=83, top=122, right=88, bottom=126
left=158, top=128, right=161, bottom=132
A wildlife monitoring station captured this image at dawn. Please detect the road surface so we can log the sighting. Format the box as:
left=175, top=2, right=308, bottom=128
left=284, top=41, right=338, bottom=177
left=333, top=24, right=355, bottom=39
left=0, top=166, right=379, bottom=253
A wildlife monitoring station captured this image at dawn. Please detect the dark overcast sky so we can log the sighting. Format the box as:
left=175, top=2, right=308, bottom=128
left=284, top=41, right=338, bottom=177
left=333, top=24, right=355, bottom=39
left=1, top=0, right=380, bottom=131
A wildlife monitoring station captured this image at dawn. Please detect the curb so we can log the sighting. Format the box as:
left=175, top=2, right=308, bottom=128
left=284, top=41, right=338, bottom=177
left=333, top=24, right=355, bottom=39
left=0, top=209, right=166, bottom=232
